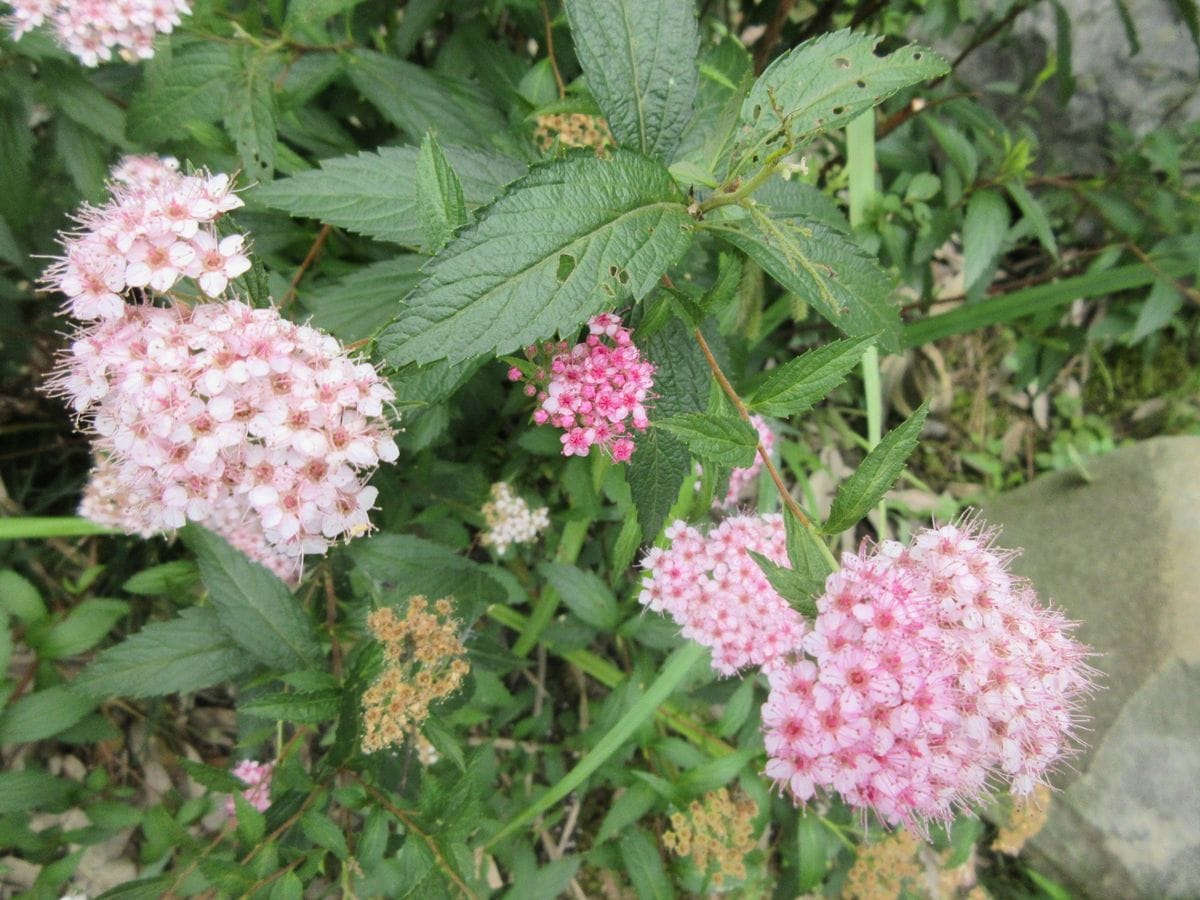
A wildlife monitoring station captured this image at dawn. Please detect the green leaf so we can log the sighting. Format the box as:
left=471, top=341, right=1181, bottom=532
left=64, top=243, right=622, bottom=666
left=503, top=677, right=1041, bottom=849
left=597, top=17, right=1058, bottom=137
left=795, top=813, right=832, bottom=891
left=707, top=212, right=900, bottom=351
left=239, top=689, right=341, bottom=724
left=1130, top=278, right=1183, bottom=343
left=595, top=782, right=658, bottom=845
left=183, top=526, right=320, bottom=671
left=506, top=858, right=582, bottom=900
left=732, top=30, right=948, bottom=173
left=676, top=746, right=756, bottom=796
left=657, top=413, right=758, bottom=467
left=628, top=428, right=691, bottom=542
left=226, top=48, right=279, bottom=182
left=962, top=189, right=1010, bottom=296
left=924, top=116, right=978, bottom=183
left=1006, top=180, right=1058, bottom=260
left=416, top=132, right=467, bottom=252
left=905, top=172, right=941, bottom=203
left=0, top=769, right=76, bottom=813
left=748, top=551, right=819, bottom=618
left=38, top=598, right=129, bottom=659
left=126, top=41, right=234, bottom=143
left=302, top=257, right=426, bottom=344
left=233, top=792, right=266, bottom=844
left=94, top=876, right=174, bottom=900
left=538, top=562, right=619, bottom=631
left=0, top=570, right=47, bottom=624
left=784, top=508, right=832, bottom=593
left=346, top=49, right=507, bottom=148
left=0, top=212, right=27, bottom=273
left=76, top=607, right=256, bottom=698
left=43, top=63, right=128, bottom=146
left=823, top=402, right=929, bottom=534
left=747, top=334, right=877, bottom=417
left=618, top=828, right=674, bottom=900
left=256, top=144, right=523, bottom=246
left=178, top=758, right=247, bottom=793
left=347, top=533, right=505, bottom=613
left=674, top=37, right=754, bottom=177
left=301, top=810, right=349, bottom=860
left=376, top=149, right=694, bottom=366
left=564, top=0, right=699, bottom=160
left=121, top=561, right=199, bottom=597
left=0, top=685, right=95, bottom=744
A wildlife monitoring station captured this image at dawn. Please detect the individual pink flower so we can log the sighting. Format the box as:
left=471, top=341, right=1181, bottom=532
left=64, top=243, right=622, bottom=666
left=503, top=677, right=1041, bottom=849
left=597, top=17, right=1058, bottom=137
left=224, top=759, right=273, bottom=816
left=186, top=232, right=252, bottom=297
left=638, top=514, right=808, bottom=675
left=510, top=314, right=655, bottom=462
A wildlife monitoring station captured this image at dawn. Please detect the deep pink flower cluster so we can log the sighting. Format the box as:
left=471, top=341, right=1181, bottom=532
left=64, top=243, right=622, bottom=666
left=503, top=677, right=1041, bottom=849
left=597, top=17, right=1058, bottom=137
left=508, top=313, right=654, bottom=462
left=638, top=515, right=808, bottom=675
left=50, top=300, right=398, bottom=578
left=41, top=155, right=248, bottom=321
left=762, top=522, right=1093, bottom=828
left=224, top=759, right=273, bottom=816
left=5, top=0, right=191, bottom=66
left=718, top=414, right=775, bottom=509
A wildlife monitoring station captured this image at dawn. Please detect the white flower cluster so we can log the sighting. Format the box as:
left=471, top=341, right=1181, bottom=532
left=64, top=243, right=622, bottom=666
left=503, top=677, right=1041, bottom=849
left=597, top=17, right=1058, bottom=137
left=480, top=483, right=549, bottom=554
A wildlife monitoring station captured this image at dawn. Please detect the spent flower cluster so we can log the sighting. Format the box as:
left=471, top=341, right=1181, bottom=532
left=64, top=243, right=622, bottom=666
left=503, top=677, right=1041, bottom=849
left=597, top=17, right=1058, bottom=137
left=533, top=113, right=616, bottom=153
left=480, top=482, right=550, bottom=554
left=510, top=312, right=655, bottom=462
left=42, top=155, right=248, bottom=321
left=662, top=788, right=759, bottom=889
left=4, top=0, right=191, bottom=66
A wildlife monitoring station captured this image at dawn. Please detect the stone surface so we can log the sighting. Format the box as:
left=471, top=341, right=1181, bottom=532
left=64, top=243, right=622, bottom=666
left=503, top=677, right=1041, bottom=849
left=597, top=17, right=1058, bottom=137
left=983, top=435, right=1200, bottom=898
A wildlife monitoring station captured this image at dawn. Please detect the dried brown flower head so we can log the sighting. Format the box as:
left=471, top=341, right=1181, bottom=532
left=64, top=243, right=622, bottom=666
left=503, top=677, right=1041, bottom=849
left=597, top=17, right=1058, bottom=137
left=992, top=785, right=1052, bottom=856
left=534, top=113, right=615, bottom=153
left=662, top=787, right=758, bottom=889
left=844, top=829, right=924, bottom=900
left=361, top=596, right=469, bottom=754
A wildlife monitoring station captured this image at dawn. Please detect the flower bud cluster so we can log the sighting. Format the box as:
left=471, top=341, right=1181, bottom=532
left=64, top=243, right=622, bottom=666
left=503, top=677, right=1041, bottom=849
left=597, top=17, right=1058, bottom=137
left=5, top=0, right=191, bottom=66
left=509, top=313, right=655, bottom=462
left=480, top=482, right=550, bottom=554
left=51, top=299, right=398, bottom=577
left=762, top=521, right=1093, bottom=828
left=638, top=514, right=808, bottom=676
left=42, top=155, right=248, bottom=321
left=223, top=759, right=273, bottom=816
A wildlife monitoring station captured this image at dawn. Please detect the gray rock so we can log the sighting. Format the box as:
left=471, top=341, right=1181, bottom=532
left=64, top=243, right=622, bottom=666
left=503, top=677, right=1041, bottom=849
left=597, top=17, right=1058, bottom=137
left=983, top=435, right=1200, bottom=898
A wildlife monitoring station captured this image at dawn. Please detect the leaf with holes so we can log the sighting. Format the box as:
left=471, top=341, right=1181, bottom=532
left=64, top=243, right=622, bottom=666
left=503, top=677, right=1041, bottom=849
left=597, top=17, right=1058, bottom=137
left=731, top=30, right=948, bottom=175
left=564, top=0, right=700, bottom=160
left=706, top=211, right=900, bottom=351
left=375, top=149, right=694, bottom=366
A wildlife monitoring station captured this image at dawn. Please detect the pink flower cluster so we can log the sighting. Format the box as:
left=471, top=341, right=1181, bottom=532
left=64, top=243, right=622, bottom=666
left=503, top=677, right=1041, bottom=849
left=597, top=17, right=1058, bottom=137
left=717, top=414, right=775, bottom=509
left=762, top=522, right=1093, bottom=828
left=638, top=515, right=808, bottom=675
left=224, top=759, right=273, bottom=816
left=50, top=300, right=398, bottom=578
left=42, top=155, right=248, bottom=321
left=5, top=0, right=191, bottom=66
left=509, top=312, right=654, bottom=462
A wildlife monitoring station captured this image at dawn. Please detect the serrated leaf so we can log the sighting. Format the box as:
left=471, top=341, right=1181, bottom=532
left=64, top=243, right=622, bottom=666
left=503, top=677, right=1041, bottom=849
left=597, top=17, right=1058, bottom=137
left=538, top=562, right=619, bottom=631
left=376, top=149, right=694, bottom=366
left=748, top=551, right=819, bottom=618
left=233, top=791, right=266, bottom=844
left=1006, top=180, right=1058, bottom=260
left=618, top=828, right=673, bottom=900
left=226, top=49, right=279, bottom=182
left=0, top=769, right=76, bottom=814
left=732, top=30, right=948, bottom=174
left=595, top=782, right=658, bottom=845
left=0, top=685, right=95, bottom=744
left=178, top=758, right=248, bottom=793
left=347, top=533, right=505, bottom=615
left=302, top=257, right=426, bottom=344
left=963, top=189, right=1010, bottom=296
left=564, top=0, right=699, bottom=160
left=256, top=145, right=523, bottom=247
left=657, top=413, right=758, bottom=467
left=346, top=49, right=506, bottom=148
left=76, top=607, right=255, bottom=698
left=823, top=402, right=929, bottom=534
left=747, top=334, right=877, bottom=417
left=707, top=212, right=900, bottom=351
left=39, top=598, right=129, bottom=659
left=43, top=63, right=127, bottom=146
left=925, top=116, right=978, bottom=184
left=627, top=428, right=691, bottom=543
left=416, top=133, right=467, bottom=252
left=302, top=810, right=349, bottom=860
left=121, top=561, right=199, bottom=597
left=127, top=41, right=233, bottom=143
left=784, top=508, right=832, bottom=593
left=239, top=689, right=340, bottom=724
left=182, top=525, right=321, bottom=672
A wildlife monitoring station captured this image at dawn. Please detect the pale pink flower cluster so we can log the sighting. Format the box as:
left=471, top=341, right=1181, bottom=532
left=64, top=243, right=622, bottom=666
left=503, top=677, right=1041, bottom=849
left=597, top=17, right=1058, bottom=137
left=638, top=515, right=808, bottom=676
left=4, top=0, right=191, bottom=66
left=508, top=313, right=654, bottom=462
left=480, top=482, right=550, bottom=555
left=762, top=522, right=1093, bottom=828
left=50, top=300, right=398, bottom=577
left=224, top=759, right=273, bottom=816
left=717, top=414, right=775, bottom=509
left=41, top=155, right=248, bottom=321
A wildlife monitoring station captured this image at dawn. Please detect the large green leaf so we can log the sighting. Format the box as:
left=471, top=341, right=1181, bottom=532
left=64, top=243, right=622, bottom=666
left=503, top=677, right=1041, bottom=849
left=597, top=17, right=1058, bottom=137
left=302, top=257, right=427, bottom=343
left=706, top=211, right=900, bottom=351
left=564, top=0, right=699, bottom=160
left=225, top=48, right=279, bottom=182
left=0, top=685, right=95, bottom=744
left=126, top=41, right=234, bottom=143
left=255, top=145, right=524, bottom=246
left=747, top=333, right=877, bottom=416
left=731, top=30, right=948, bottom=175
left=182, top=525, right=321, bottom=672
left=375, top=149, right=694, bottom=366
left=76, top=607, right=255, bottom=698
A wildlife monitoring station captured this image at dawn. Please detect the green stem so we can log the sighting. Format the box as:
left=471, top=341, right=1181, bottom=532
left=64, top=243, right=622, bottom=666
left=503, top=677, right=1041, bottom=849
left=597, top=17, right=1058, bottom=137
left=697, top=146, right=790, bottom=215
left=0, top=518, right=120, bottom=539
left=483, top=641, right=707, bottom=849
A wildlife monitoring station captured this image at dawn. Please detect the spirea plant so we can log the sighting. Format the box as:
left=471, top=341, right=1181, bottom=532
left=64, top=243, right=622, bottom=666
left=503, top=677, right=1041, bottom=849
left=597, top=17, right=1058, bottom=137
left=0, top=0, right=1109, bottom=896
